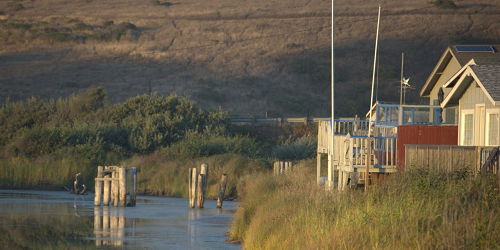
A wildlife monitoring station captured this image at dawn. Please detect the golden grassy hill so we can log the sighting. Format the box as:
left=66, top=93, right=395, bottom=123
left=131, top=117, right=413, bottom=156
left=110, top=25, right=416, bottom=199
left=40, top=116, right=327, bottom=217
left=1, top=0, right=500, bottom=117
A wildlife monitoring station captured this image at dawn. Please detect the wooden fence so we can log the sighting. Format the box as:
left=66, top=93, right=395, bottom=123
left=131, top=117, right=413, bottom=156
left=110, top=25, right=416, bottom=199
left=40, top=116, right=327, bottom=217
left=405, top=145, right=498, bottom=174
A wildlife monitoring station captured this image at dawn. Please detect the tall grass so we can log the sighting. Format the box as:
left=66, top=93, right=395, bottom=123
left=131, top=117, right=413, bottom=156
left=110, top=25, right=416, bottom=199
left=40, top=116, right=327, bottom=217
left=125, top=153, right=270, bottom=198
left=229, top=165, right=500, bottom=249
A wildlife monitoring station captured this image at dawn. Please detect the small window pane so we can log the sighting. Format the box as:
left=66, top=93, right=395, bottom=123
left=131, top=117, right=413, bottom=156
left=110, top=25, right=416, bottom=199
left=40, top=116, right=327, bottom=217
left=463, top=114, right=473, bottom=146
left=488, top=114, right=499, bottom=146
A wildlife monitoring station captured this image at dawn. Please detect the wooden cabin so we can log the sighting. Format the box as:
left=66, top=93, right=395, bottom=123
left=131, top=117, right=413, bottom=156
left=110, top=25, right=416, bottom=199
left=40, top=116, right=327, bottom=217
left=318, top=45, right=500, bottom=188
left=317, top=103, right=457, bottom=189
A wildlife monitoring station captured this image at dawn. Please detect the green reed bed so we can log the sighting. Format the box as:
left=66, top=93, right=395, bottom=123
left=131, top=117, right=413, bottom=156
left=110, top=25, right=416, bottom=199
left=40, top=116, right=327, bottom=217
left=230, top=165, right=500, bottom=249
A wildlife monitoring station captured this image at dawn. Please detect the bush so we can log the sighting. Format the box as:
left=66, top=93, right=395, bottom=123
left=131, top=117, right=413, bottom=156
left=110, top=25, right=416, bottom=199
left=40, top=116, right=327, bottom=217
left=271, top=135, right=317, bottom=160
left=431, top=0, right=457, bottom=9
left=11, top=3, right=24, bottom=11
left=120, top=22, right=137, bottom=30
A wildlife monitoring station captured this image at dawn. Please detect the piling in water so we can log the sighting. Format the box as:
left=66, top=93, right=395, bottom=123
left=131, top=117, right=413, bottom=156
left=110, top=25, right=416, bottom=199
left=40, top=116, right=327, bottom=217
left=217, top=174, right=228, bottom=208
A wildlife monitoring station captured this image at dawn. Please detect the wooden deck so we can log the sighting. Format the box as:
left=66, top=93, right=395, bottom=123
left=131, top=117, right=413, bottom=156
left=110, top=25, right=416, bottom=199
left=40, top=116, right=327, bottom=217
left=317, top=119, right=397, bottom=189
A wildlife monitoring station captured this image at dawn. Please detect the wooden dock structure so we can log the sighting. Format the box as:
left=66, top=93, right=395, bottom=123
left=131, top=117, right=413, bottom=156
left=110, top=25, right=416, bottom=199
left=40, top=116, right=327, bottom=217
left=94, top=166, right=137, bottom=207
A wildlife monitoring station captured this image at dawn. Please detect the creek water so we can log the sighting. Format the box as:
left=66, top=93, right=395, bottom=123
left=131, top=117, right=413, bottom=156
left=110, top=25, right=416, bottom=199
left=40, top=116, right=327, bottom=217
left=0, top=190, right=240, bottom=250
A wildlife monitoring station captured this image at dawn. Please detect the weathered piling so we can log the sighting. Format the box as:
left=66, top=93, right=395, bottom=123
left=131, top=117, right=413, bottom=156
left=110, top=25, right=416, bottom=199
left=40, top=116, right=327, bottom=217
left=130, top=167, right=137, bottom=206
left=119, top=167, right=127, bottom=207
left=200, top=163, right=209, bottom=196
left=94, top=166, right=103, bottom=206
left=197, top=174, right=205, bottom=208
left=217, top=174, right=228, bottom=208
left=95, top=166, right=136, bottom=207
left=112, top=168, right=119, bottom=207
left=189, top=168, right=197, bottom=208
left=103, top=173, right=111, bottom=206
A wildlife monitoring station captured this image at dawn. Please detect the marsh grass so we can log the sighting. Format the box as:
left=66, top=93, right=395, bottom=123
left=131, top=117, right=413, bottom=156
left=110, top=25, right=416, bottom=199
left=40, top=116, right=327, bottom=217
left=126, top=153, right=269, bottom=198
left=230, top=165, right=500, bottom=249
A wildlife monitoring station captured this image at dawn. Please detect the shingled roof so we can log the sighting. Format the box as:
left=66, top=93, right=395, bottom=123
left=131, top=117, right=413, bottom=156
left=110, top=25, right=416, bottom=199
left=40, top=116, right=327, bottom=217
left=440, top=63, right=500, bottom=108
left=420, top=45, right=500, bottom=97
left=470, top=64, right=500, bottom=101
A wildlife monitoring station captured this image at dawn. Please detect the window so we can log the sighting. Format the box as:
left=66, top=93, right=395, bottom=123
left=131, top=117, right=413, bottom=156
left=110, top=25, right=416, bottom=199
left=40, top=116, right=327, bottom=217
left=445, top=108, right=456, bottom=124
left=461, top=111, right=474, bottom=146
left=486, top=110, right=499, bottom=146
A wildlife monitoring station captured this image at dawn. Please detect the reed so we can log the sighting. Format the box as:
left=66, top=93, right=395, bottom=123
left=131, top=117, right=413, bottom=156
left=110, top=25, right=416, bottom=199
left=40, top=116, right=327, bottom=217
left=229, top=164, right=500, bottom=249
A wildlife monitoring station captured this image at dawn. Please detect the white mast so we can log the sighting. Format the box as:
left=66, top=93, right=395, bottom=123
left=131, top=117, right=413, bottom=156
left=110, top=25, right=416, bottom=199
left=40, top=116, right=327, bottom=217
left=368, top=5, right=381, bottom=138
left=366, top=5, right=381, bottom=191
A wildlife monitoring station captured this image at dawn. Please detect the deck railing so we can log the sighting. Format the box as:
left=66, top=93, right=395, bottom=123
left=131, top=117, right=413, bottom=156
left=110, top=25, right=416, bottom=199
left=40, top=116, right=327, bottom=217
left=319, top=120, right=397, bottom=171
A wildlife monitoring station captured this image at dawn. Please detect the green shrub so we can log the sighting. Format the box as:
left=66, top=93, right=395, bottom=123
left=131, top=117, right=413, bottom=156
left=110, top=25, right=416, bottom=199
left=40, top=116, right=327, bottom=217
left=271, top=135, right=317, bottom=160
left=11, top=3, right=24, bottom=11
left=41, top=31, right=73, bottom=43
left=431, top=0, right=457, bottom=9
left=120, top=22, right=137, bottom=30
left=74, top=22, right=92, bottom=31
left=103, top=20, right=114, bottom=27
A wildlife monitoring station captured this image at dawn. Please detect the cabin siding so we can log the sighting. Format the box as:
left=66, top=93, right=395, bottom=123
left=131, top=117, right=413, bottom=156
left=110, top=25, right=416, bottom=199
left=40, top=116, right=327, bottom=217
left=460, top=80, right=494, bottom=110
left=458, top=81, right=500, bottom=146
left=429, top=58, right=461, bottom=105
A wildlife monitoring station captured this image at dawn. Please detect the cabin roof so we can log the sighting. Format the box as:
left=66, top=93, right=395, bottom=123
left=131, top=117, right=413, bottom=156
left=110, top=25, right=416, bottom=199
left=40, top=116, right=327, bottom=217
left=420, top=45, right=500, bottom=97
left=441, top=64, right=500, bottom=108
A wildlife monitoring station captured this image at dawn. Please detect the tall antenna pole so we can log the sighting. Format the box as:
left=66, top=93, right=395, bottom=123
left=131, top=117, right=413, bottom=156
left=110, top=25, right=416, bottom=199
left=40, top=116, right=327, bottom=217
left=329, top=0, right=335, bottom=190
left=400, top=53, right=404, bottom=106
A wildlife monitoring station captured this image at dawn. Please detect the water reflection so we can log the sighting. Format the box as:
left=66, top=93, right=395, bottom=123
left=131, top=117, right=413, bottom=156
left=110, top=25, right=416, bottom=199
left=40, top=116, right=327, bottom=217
left=0, top=196, right=95, bottom=249
left=188, top=208, right=201, bottom=247
left=0, top=190, right=240, bottom=250
left=93, top=207, right=135, bottom=247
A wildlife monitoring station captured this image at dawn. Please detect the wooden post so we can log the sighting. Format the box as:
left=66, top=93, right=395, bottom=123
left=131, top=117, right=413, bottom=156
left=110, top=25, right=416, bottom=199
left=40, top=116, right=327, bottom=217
left=189, top=168, right=193, bottom=207
left=317, top=153, right=321, bottom=185
left=365, top=137, right=371, bottom=191
left=95, top=166, right=103, bottom=206
left=200, top=163, right=208, bottom=196
left=197, top=174, right=205, bottom=208
left=112, top=170, right=118, bottom=207
left=189, top=168, right=197, bottom=208
left=217, top=174, right=228, bottom=208
left=103, top=173, right=111, bottom=206
left=130, top=167, right=137, bottom=206
left=119, top=167, right=127, bottom=207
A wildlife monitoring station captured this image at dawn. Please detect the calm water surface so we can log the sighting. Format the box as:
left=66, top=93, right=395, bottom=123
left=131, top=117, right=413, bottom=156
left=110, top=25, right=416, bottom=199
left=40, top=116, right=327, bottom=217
left=0, top=190, right=240, bottom=250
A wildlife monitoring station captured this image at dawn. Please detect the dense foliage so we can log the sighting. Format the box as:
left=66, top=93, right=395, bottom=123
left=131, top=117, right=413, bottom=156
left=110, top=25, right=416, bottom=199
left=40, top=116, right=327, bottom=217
left=0, top=87, right=317, bottom=192
left=0, top=87, right=230, bottom=159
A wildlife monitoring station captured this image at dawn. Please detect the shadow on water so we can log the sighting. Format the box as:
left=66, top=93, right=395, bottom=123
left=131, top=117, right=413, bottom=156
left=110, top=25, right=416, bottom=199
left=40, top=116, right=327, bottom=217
left=0, top=190, right=240, bottom=250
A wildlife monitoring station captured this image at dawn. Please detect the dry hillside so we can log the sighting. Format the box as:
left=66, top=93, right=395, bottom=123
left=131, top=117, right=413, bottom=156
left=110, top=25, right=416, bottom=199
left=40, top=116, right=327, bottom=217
left=1, top=0, right=500, bottom=117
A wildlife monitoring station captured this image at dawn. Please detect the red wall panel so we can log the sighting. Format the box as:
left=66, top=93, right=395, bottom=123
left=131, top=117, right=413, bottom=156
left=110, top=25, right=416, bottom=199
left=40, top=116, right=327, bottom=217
left=397, top=125, right=458, bottom=171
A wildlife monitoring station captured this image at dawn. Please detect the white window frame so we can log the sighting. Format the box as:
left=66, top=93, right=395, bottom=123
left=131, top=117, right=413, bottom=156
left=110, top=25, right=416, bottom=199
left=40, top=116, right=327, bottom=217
left=486, top=109, right=500, bottom=146
left=461, top=109, right=474, bottom=146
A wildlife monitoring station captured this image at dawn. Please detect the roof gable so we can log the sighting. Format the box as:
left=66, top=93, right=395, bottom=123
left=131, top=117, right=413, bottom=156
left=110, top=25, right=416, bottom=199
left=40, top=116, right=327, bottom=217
left=441, top=65, right=500, bottom=108
left=421, top=45, right=500, bottom=98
